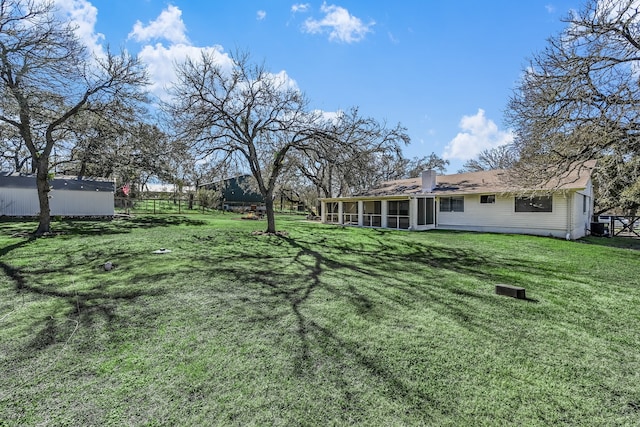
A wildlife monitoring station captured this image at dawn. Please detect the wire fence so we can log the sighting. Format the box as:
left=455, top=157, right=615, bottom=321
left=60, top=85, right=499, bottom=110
left=114, top=197, right=216, bottom=215
left=114, top=197, right=306, bottom=215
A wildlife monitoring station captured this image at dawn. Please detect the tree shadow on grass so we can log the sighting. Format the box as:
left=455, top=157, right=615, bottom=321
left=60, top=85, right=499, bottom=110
left=190, top=231, right=561, bottom=419
left=200, top=223, right=640, bottom=421
left=0, top=233, right=166, bottom=354
left=0, top=235, right=37, bottom=292
left=2, top=220, right=624, bottom=421
left=191, top=242, right=436, bottom=417
left=0, top=215, right=208, bottom=238
left=3, top=257, right=166, bottom=349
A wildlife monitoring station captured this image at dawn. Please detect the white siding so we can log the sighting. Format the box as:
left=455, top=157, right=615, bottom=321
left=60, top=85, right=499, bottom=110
left=320, top=177, right=593, bottom=240
left=50, top=190, right=114, bottom=216
left=437, top=193, right=572, bottom=238
left=568, top=180, right=593, bottom=239
left=0, top=187, right=40, bottom=216
left=0, top=188, right=113, bottom=217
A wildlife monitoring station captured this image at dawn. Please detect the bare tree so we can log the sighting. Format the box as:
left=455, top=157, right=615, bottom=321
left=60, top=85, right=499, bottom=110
left=401, top=153, right=449, bottom=178
left=505, top=0, right=640, bottom=212
left=0, top=121, right=29, bottom=171
left=294, top=107, right=409, bottom=198
left=0, top=0, right=147, bottom=234
left=168, top=51, right=325, bottom=233
left=458, top=145, right=516, bottom=173
left=0, top=0, right=148, bottom=234
left=60, top=118, right=176, bottom=190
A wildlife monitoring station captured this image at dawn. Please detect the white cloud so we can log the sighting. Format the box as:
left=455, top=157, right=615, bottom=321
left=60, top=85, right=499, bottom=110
left=132, top=6, right=301, bottom=102
left=303, top=2, right=374, bottom=43
left=267, top=70, right=299, bottom=91
left=597, top=0, right=640, bottom=21
left=129, top=5, right=188, bottom=44
left=443, top=109, right=514, bottom=161
left=126, top=5, right=234, bottom=100
left=316, top=110, right=341, bottom=123
left=53, top=0, right=105, bottom=58
left=291, top=3, right=310, bottom=13
left=138, top=43, right=234, bottom=100
left=257, top=10, right=266, bottom=21
left=48, top=2, right=300, bottom=103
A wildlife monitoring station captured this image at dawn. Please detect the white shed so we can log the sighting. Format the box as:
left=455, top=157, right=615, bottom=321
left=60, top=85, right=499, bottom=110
left=0, top=172, right=115, bottom=217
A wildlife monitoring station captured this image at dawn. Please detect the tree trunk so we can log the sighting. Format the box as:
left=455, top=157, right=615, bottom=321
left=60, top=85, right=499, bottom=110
left=35, top=157, right=52, bottom=235
left=265, top=196, right=276, bottom=234
left=78, top=159, right=87, bottom=178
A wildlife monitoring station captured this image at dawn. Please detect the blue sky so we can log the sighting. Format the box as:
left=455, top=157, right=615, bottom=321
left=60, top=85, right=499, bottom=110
left=55, top=0, right=581, bottom=173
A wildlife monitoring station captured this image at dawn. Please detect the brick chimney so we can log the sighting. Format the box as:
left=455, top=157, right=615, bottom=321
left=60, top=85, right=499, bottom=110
left=421, top=170, right=437, bottom=192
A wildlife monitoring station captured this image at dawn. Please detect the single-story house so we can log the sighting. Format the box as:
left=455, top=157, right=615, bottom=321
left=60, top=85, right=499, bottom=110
left=0, top=172, right=115, bottom=217
left=320, top=163, right=595, bottom=240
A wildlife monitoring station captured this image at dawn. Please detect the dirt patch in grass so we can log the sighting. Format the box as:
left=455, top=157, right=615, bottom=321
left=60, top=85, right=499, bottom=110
left=251, top=230, right=288, bottom=237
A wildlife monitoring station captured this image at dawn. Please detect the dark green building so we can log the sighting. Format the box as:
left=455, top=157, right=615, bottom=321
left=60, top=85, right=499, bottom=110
left=199, top=174, right=264, bottom=210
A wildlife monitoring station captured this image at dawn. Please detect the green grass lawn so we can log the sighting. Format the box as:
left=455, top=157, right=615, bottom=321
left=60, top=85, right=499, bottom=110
left=1, top=214, right=639, bottom=426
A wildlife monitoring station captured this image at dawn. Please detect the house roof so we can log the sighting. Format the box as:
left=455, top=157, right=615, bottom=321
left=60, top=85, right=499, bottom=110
left=350, top=161, right=595, bottom=199
left=0, top=172, right=115, bottom=192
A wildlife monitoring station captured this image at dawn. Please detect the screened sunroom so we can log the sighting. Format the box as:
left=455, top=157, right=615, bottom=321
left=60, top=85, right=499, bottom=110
left=319, top=164, right=595, bottom=239
left=320, top=196, right=436, bottom=231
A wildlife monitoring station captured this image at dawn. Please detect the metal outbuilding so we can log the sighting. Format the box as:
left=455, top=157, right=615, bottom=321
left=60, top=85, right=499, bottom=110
left=0, top=172, right=115, bottom=217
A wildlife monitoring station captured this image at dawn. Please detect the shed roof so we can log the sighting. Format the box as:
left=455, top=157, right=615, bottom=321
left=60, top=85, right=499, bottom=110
left=0, top=172, right=115, bottom=192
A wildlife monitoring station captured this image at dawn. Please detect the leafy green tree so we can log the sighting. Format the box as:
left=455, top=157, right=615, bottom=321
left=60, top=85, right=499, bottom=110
left=59, top=118, right=175, bottom=188
left=593, top=155, right=640, bottom=214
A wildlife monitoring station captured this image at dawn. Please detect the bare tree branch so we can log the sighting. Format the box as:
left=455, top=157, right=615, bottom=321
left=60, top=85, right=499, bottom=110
left=506, top=0, right=640, bottom=213
left=0, top=0, right=149, bottom=234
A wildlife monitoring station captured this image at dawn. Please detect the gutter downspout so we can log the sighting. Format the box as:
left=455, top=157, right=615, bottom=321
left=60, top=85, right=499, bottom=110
left=566, top=193, right=572, bottom=240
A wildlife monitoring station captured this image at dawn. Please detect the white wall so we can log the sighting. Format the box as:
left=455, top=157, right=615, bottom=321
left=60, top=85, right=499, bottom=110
left=568, top=180, right=593, bottom=239
left=0, top=188, right=114, bottom=217
left=320, top=184, right=593, bottom=240
left=0, top=187, right=40, bottom=216
left=50, top=190, right=114, bottom=216
left=436, top=193, right=575, bottom=238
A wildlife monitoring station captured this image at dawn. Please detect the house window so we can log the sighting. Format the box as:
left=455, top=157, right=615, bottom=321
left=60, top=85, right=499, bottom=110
left=388, top=200, right=409, bottom=216
left=439, top=196, right=464, bottom=212
left=326, top=202, right=339, bottom=223
left=363, top=201, right=382, bottom=227
left=387, top=200, right=410, bottom=229
left=480, top=195, right=495, bottom=204
left=342, top=202, right=358, bottom=225
left=515, top=196, right=552, bottom=213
